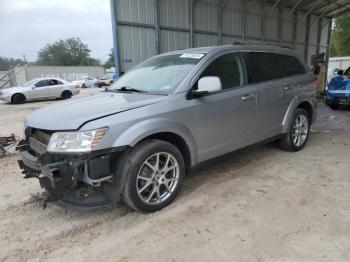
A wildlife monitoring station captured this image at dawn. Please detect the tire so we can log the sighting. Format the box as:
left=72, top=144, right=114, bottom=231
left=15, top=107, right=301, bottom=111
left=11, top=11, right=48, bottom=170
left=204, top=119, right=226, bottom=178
left=11, top=93, right=26, bottom=104
left=61, top=91, right=72, bottom=100
left=82, top=84, right=86, bottom=88
left=325, top=98, right=339, bottom=110
left=279, top=108, right=310, bottom=152
left=122, top=140, right=185, bottom=212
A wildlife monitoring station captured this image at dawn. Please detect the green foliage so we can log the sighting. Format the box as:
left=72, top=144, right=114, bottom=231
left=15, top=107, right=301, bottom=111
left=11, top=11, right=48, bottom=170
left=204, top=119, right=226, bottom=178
left=104, top=48, right=115, bottom=68
left=0, top=57, right=23, bottom=71
left=331, top=15, right=350, bottom=57
left=36, top=38, right=100, bottom=66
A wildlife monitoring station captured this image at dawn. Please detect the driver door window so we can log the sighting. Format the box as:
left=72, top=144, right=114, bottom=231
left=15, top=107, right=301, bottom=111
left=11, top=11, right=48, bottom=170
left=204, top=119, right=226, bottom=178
left=199, top=53, right=245, bottom=90
left=35, top=80, right=49, bottom=87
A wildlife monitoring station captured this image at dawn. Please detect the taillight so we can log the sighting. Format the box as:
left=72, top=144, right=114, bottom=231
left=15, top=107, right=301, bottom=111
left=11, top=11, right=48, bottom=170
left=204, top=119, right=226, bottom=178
left=76, top=85, right=80, bottom=89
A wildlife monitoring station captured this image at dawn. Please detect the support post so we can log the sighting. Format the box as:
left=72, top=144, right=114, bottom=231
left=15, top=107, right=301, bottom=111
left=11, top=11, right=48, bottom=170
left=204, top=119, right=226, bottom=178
left=304, top=15, right=311, bottom=64
left=316, top=17, right=322, bottom=54
left=241, top=0, right=247, bottom=41
left=292, top=9, right=298, bottom=47
left=110, top=0, right=121, bottom=78
left=277, top=4, right=283, bottom=43
left=218, top=0, right=223, bottom=44
left=189, top=0, right=197, bottom=47
left=154, top=0, right=160, bottom=54
left=324, top=20, right=332, bottom=92
left=260, top=0, right=265, bottom=41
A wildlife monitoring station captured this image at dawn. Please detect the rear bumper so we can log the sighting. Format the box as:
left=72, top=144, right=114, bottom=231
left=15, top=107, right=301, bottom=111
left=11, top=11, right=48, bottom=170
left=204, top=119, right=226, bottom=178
left=17, top=141, right=129, bottom=209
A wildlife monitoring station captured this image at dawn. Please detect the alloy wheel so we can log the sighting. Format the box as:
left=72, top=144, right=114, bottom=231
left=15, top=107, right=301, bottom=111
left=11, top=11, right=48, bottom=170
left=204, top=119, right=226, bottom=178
left=292, top=114, right=309, bottom=147
left=136, top=152, right=179, bottom=205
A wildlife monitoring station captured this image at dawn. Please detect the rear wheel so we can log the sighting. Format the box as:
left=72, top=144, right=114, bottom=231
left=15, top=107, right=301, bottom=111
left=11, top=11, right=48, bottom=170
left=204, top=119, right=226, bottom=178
left=11, top=93, right=26, bottom=104
left=325, top=98, right=339, bottom=110
left=82, top=84, right=86, bottom=88
left=279, top=108, right=310, bottom=152
left=122, top=140, right=185, bottom=212
left=61, top=90, right=72, bottom=100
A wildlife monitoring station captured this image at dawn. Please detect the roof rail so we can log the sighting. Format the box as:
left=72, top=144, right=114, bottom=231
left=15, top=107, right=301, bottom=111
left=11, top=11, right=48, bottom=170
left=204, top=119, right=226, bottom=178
left=232, top=41, right=295, bottom=50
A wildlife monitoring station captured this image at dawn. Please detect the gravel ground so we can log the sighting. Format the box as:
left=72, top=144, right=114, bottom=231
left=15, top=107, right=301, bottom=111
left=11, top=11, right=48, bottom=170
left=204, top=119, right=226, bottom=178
left=0, top=93, right=350, bottom=262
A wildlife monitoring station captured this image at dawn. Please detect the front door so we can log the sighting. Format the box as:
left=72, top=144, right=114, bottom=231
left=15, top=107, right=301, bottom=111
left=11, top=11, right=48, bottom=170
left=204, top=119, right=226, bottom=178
left=32, top=79, right=50, bottom=100
left=189, top=53, right=257, bottom=163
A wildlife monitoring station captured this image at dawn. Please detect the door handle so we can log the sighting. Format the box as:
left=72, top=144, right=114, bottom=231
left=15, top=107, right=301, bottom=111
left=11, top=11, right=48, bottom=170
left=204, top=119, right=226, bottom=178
left=283, top=86, right=291, bottom=90
left=241, top=94, right=255, bottom=101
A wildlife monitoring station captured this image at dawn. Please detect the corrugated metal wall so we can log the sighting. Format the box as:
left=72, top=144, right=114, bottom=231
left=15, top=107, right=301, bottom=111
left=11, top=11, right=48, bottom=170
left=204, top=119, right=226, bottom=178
left=114, top=0, right=332, bottom=72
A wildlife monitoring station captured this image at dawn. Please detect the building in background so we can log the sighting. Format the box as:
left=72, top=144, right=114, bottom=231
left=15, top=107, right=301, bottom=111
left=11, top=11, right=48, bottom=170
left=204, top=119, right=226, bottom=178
left=109, top=0, right=350, bottom=82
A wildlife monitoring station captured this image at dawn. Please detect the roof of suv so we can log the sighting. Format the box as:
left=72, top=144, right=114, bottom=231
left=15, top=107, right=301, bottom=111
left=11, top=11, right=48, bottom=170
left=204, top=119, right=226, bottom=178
left=166, top=43, right=299, bottom=57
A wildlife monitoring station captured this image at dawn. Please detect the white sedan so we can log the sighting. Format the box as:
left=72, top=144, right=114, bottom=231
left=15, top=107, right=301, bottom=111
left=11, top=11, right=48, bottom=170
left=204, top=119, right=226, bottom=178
left=72, top=76, right=97, bottom=88
left=0, top=78, right=80, bottom=104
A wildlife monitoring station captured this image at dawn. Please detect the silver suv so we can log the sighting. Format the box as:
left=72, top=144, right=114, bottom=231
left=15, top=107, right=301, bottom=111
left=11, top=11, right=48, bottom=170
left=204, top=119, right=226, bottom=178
left=17, top=44, right=317, bottom=212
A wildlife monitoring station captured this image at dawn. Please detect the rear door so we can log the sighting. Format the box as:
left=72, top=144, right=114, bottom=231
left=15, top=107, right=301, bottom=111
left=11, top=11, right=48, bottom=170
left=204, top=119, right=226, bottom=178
left=244, top=52, right=294, bottom=140
left=190, top=52, right=257, bottom=163
left=48, top=79, right=64, bottom=97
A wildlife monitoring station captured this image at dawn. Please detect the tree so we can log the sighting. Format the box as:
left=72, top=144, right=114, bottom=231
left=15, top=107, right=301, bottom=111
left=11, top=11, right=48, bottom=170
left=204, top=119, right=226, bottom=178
left=0, top=57, right=24, bottom=71
left=331, top=15, right=350, bottom=57
left=104, top=48, right=115, bottom=68
left=36, top=38, right=100, bottom=66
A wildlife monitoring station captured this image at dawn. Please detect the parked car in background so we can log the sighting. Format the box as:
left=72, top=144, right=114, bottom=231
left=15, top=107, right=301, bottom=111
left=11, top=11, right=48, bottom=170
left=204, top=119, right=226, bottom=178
left=326, top=72, right=350, bottom=109
left=17, top=44, right=316, bottom=212
left=96, top=73, right=115, bottom=88
left=72, top=76, right=97, bottom=88
left=0, top=78, right=80, bottom=104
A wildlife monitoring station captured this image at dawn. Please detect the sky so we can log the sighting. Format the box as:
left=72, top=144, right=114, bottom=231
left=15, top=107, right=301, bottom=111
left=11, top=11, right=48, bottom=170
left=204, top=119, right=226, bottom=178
left=0, top=0, right=113, bottom=62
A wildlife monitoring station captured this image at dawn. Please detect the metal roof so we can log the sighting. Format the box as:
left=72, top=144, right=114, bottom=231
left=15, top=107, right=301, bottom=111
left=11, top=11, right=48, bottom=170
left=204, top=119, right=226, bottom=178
left=266, top=0, right=350, bottom=18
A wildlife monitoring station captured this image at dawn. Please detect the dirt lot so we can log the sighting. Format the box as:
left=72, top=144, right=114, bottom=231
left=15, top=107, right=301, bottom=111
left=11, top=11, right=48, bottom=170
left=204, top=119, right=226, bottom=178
left=0, top=91, right=350, bottom=262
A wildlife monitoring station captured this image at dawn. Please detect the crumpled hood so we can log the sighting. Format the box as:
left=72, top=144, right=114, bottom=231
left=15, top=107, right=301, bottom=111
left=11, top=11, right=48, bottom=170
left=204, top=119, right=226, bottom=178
left=25, top=92, right=166, bottom=130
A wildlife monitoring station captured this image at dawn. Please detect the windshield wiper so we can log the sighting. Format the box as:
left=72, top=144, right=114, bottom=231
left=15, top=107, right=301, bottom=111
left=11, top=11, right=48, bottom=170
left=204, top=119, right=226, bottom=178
left=114, top=86, right=147, bottom=93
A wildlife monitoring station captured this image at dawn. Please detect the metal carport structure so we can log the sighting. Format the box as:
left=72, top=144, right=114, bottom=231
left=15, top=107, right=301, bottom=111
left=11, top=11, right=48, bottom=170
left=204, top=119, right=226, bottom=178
left=110, top=0, right=350, bottom=77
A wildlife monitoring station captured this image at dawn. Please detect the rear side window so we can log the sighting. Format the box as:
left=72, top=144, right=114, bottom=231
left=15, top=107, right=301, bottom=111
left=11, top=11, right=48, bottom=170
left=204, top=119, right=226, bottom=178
left=279, top=55, right=306, bottom=76
left=49, top=79, right=60, bottom=86
left=244, top=52, right=284, bottom=83
left=200, top=53, right=244, bottom=90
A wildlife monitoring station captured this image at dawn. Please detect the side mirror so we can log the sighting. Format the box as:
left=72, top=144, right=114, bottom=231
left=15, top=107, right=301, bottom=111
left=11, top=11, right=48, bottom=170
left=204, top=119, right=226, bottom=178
left=191, top=76, right=222, bottom=98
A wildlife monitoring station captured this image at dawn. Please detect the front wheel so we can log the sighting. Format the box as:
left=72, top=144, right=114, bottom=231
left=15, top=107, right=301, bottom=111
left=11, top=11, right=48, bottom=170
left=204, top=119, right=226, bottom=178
left=61, top=91, right=72, bottom=100
left=279, top=108, right=310, bottom=152
left=122, top=140, right=185, bottom=212
left=11, top=93, right=26, bottom=104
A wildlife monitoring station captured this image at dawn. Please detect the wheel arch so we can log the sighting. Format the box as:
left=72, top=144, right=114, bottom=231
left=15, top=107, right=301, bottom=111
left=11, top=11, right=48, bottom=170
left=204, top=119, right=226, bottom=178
left=11, top=92, right=27, bottom=103
left=282, top=97, right=315, bottom=133
left=61, top=89, right=73, bottom=95
left=138, top=132, right=192, bottom=175
left=111, top=119, right=197, bottom=170
left=297, top=101, right=313, bottom=121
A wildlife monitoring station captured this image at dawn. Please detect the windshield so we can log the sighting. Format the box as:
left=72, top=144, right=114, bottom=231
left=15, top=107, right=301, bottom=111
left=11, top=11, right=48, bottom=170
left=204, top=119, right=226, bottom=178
left=109, top=53, right=205, bottom=94
left=21, top=78, right=39, bottom=87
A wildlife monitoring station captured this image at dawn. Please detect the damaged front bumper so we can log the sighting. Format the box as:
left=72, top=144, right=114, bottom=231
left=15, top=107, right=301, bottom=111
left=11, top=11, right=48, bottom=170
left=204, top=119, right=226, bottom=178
left=17, top=139, right=129, bottom=209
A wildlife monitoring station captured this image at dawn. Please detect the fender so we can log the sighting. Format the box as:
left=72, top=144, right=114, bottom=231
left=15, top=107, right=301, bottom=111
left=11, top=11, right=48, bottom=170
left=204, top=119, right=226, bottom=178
left=282, top=96, right=315, bottom=133
left=112, top=118, right=198, bottom=166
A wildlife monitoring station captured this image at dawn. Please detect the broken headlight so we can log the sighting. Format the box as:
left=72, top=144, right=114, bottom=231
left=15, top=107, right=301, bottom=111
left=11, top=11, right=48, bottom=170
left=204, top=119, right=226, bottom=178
left=47, top=128, right=108, bottom=153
